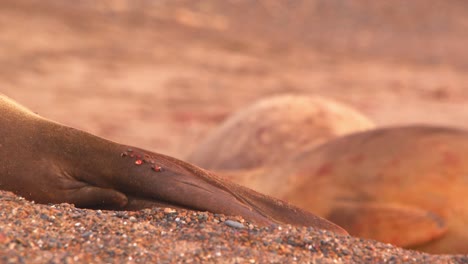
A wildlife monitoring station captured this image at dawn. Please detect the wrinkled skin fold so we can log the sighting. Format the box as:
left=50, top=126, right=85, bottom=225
left=0, top=94, right=347, bottom=235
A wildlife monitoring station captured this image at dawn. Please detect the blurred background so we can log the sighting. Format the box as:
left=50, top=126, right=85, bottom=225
left=1, top=0, right=468, bottom=158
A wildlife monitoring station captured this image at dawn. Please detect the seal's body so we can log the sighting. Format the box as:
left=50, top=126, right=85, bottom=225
left=278, top=126, right=468, bottom=253
left=187, top=94, right=374, bottom=169
left=0, top=94, right=346, bottom=234
left=199, top=125, right=468, bottom=254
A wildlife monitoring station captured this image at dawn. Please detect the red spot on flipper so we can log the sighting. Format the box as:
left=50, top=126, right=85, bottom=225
left=120, top=149, right=163, bottom=172
left=152, top=165, right=163, bottom=172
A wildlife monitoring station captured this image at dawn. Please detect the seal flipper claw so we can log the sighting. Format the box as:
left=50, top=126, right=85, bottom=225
left=65, top=185, right=128, bottom=209
left=326, top=201, right=448, bottom=247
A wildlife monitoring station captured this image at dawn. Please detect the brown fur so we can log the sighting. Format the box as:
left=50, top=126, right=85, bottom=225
left=0, top=94, right=347, bottom=234
left=187, top=94, right=374, bottom=169
left=201, top=125, right=468, bottom=254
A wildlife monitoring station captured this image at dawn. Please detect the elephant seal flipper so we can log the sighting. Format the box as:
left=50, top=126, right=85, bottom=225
left=0, top=94, right=346, bottom=234
left=211, top=168, right=343, bottom=229
left=115, top=152, right=347, bottom=233
left=326, top=201, right=448, bottom=248
left=66, top=185, right=128, bottom=209
left=232, top=183, right=348, bottom=232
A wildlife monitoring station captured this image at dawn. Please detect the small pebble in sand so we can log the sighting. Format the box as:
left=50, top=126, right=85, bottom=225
left=224, top=220, right=244, bottom=229
left=163, top=208, right=176, bottom=214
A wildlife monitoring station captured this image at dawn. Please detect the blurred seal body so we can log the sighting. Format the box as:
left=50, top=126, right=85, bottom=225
left=205, top=125, right=468, bottom=254
left=187, top=94, right=374, bottom=169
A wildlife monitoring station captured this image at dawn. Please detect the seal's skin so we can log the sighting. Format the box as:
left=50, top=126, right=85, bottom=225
left=0, top=95, right=347, bottom=234
left=187, top=94, right=374, bottom=170
left=211, top=126, right=468, bottom=254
